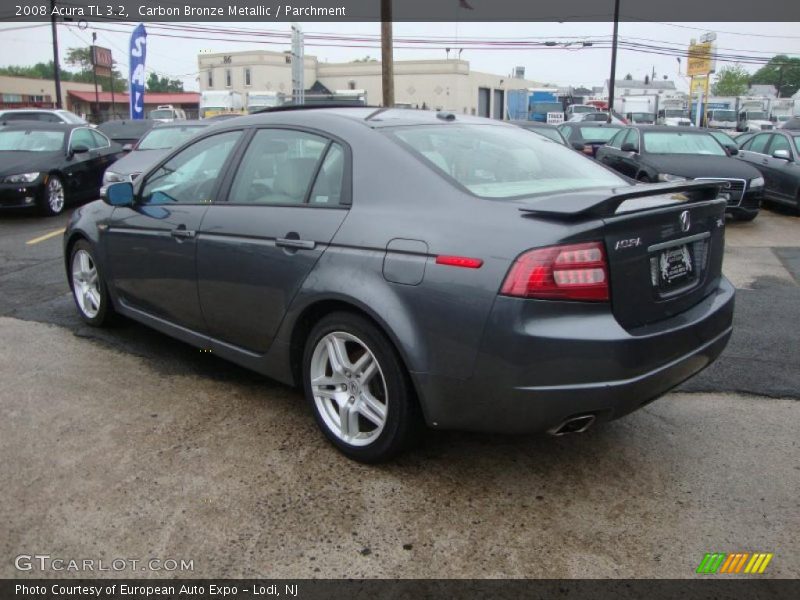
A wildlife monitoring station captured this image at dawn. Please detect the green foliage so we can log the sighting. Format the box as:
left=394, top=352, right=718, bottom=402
left=146, top=72, right=184, bottom=93
left=750, top=55, right=800, bottom=98
left=0, top=47, right=127, bottom=92
left=712, top=65, right=751, bottom=96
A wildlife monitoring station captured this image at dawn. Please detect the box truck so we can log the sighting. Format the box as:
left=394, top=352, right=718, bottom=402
left=200, top=90, right=244, bottom=119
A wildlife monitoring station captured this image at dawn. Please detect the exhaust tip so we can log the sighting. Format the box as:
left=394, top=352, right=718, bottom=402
left=549, top=414, right=596, bottom=436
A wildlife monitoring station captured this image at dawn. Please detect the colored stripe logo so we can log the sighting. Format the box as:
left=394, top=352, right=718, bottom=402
left=696, top=552, right=773, bottom=574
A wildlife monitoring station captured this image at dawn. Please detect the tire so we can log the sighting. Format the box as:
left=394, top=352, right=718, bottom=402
left=636, top=173, right=652, bottom=183
left=40, top=174, right=66, bottom=216
left=68, top=240, right=115, bottom=327
left=735, top=211, right=758, bottom=222
left=302, top=311, right=421, bottom=463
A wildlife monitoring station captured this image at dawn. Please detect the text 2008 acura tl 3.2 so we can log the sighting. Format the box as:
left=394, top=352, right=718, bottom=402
left=64, top=108, right=734, bottom=462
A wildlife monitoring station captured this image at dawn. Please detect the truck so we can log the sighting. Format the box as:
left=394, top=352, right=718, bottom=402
left=200, top=90, right=244, bottom=119
left=769, top=98, right=796, bottom=125
left=245, top=91, right=285, bottom=113
left=737, top=99, right=774, bottom=132
left=615, top=95, right=657, bottom=124
left=656, top=97, right=692, bottom=126
left=507, top=88, right=564, bottom=123
left=703, top=98, right=738, bottom=129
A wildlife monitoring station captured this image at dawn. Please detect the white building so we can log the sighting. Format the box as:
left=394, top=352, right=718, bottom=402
left=197, top=50, right=542, bottom=118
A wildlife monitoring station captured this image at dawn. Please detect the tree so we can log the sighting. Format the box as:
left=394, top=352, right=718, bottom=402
left=750, top=55, right=800, bottom=98
left=624, top=73, right=633, bottom=80
left=146, top=72, right=184, bottom=93
left=64, top=46, right=128, bottom=92
left=712, top=65, right=751, bottom=96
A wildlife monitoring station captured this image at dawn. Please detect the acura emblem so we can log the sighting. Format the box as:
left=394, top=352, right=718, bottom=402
left=679, top=210, right=691, bottom=233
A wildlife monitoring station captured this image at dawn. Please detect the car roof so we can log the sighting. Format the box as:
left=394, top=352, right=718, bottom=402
left=0, top=121, right=81, bottom=131
left=509, top=120, right=558, bottom=129
left=152, top=119, right=208, bottom=129
left=566, top=121, right=623, bottom=127
left=631, top=125, right=710, bottom=133
left=215, top=106, right=510, bottom=130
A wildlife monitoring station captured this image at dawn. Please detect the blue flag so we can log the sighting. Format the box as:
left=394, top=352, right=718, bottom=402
left=129, top=24, right=147, bottom=120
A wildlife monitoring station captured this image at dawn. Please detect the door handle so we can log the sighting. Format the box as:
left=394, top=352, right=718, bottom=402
left=275, top=237, right=315, bottom=250
left=170, top=228, right=196, bottom=239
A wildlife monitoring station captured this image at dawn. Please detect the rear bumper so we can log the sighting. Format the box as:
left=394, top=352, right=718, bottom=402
left=415, top=277, right=735, bottom=434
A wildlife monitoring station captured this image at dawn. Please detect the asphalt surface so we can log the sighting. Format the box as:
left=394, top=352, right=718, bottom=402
left=0, top=202, right=798, bottom=579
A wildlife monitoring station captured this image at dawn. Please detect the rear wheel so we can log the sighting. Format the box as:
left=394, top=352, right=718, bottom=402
left=40, top=174, right=66, bottom=216
left=636, top=173, right=652, bottom=183
left=303, top=312, right=420, bottom=462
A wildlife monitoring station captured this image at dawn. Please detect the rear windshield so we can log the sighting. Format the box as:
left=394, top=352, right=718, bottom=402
left=643, top=132, right=727, bottom=156
left=577, top=126, right=622, bottom=141
left=571, top=105, right=596, bottom=113
left=523, top=127, right=563, bottom=143
left=0, top=129, right=64, bottom=151
left=391, top=124, right=626, bottom=198
left=149, top=109, right=177, bottom=119
left=531, top=102, right=563, bottom=114
left=138, top=126, right=205, bottom=150
left=710, top=110, right=736, bottom=121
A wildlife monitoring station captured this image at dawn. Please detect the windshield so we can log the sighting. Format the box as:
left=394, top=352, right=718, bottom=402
left=0, top=129, right=64, bottom=151
left=571, top=105, right=596, bottom=113
left=391, top=124, right=626, bottom=198
left=137, top=126, right=204, bottom=150
left=577, top=126, right=622, bottom=141
left=149, top=109, right=176, bottom=119
left=745, top=111, right=767, bottom=120
left=710, top=110, right=736, bottom=121
left=56, top=110, right=86, bottom=124
left=531, top=102, right=563, bottom=114
left=643, top=132, right=727, bottom=156
left=665, top=110, right=687, bottom=118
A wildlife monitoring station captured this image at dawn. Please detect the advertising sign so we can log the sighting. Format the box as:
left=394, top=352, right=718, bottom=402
left=129, top=23, right=147, bottom=120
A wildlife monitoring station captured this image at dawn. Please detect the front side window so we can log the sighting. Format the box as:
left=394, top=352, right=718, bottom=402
left=607, top=129, right=626, bottom=148
left=228, top=129, right=334, bottom=205
left=391, top=124, right=627, bottom=199
left=90, top=130, right=109, bottom=147
left=745, top=133, right=772, bottom=154
left=768, top=134, right=791, bottom=155
left=141, top=131, right=241, bottom=204
left=71, top=128, right=100, bottom=150
left=794, top=135, right=800, bottom=156
left=642, top=132, right=727, bottom=156
left=623, top=128, right=639, bottom=151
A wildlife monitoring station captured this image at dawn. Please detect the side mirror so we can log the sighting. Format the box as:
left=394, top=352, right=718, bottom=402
left=68, top=143, right=89, bottom=158
left=122, top=143, right=133, bottom=152
left=773, top=149, right=791, bottom=160
left=621, top=142, right=637, bottom=153
left=726, top=145, right=739, bottom=156
left=105, top=182, right=134, bottom=207
left=571, top=141, right=586, bottom=152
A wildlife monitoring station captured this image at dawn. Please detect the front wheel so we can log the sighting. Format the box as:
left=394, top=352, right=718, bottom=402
left=303, top=312, right=420, bottom=462
left=40, top=174, right=66, bottom=216
left=69, top=240, right=115, bottom=326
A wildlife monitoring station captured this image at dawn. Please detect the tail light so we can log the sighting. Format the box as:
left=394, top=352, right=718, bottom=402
left=500, top=241, right=609, bottom=301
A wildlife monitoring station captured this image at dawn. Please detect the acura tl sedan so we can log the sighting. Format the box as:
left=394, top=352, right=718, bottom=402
left=64, top=108, right=735, bottom=462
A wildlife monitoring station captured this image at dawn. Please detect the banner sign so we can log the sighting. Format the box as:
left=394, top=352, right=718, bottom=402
left=129, top=23, right=147, bottom=119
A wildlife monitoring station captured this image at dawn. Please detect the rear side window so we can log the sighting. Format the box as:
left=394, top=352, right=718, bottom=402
left=391, top=124, right=627, bottom=198
left=228, top=129, right=334, bottom=205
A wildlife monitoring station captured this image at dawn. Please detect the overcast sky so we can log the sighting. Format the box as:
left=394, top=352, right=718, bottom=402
left=1, top=21, right=799, bottom=93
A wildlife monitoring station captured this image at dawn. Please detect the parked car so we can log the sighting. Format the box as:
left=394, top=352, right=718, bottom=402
left=148, top=105, right=187, bottom=122
left=102, top=120, right=209, bottom=192
left=509, top=121, right=570, bottom=146
left=65, top=108, right=734, bottom=462
left=0, top=122, right=122, bottom=215
left=737, top=130, right=800, bottom=214
left=558, top=122, right=625, bottom=157
left=96, top=119, right=157, bottom=148
left=707, top=130, right=740, bottom=155
left=567, top=111, right=627, bottom=125
left=0, top=108, right=88, bottom=126
left=595, top=126, right=764, bottom=221
left=780, top=117, right=800, bottom=130
left=734, top=131, right=757, bottom=148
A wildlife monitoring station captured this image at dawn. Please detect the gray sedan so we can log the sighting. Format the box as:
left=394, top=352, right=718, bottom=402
left=64, top=108, right=734, bottom=462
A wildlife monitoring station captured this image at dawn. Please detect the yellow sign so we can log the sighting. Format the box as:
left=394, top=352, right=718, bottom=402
left=690, top=76, right=707, bottom=94
left=687, top=41, right=714, bottom=76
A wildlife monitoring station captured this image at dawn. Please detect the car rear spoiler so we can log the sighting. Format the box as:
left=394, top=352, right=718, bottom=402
left=518, top=181, right=723, bottom=220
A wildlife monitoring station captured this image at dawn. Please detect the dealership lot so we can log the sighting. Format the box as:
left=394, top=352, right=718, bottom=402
left=1, top=208, right=798, bottom=578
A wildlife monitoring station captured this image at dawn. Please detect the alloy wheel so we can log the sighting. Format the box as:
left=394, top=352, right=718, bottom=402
left=309, top=331, right=388, bottom=447
left=71, top=249, right=101, bottom=319
left=47, top=177, right=65, bottom=214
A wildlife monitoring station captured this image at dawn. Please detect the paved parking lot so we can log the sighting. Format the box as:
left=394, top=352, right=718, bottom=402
left=0, top=206, right=798, bottom=578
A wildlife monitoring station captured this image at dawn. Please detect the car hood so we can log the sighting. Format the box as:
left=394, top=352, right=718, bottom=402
left=107, top=148, right=169, bottom=176
left=644, top=154, right=762, bottom=180
left=0, top=151, right=63, bottom=177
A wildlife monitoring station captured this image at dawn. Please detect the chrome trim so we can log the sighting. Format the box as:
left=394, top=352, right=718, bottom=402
left=648, top=231, right=710, bottom=253
left=694, top=177, right=747, bottom=207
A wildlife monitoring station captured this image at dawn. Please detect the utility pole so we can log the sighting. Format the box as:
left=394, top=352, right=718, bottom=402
left=91, top=32, right=100, bottom=121
left=776, top=63, right=786, bottom=98
left=607, top=0, right=621, bottom=122
left=110, top=60, right=116, bottom=119
left=49, top=0, right=62, bottom=108
left=381, top=0, right=394, bottom=107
